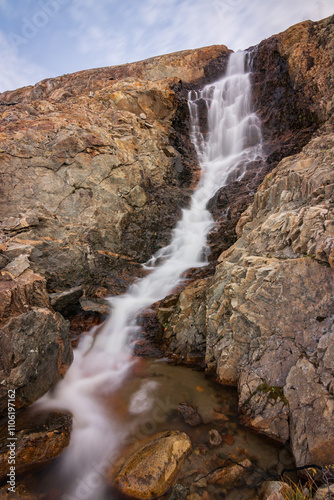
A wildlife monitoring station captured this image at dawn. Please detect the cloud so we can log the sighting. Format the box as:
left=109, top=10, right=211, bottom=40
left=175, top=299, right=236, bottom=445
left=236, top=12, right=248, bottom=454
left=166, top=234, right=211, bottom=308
left=0, top=0, right=333, bottom=91
left=0, top=30, right=47, bottom=91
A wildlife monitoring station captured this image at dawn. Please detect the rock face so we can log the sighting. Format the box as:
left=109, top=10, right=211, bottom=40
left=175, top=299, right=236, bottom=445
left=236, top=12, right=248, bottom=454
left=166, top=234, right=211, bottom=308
left=162, top=132, right=334, bottom=467
left=0, top=45, right=231, bottom=295
left=158, top=16, right=334, bottom=469
left=111, top=431, right=192, bottom=499
left=0, top=269, right=72, bottom=416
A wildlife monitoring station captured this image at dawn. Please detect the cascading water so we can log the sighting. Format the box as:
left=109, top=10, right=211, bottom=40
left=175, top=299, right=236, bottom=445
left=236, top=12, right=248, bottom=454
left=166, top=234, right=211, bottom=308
left=39, top=51, right=262, bottom=499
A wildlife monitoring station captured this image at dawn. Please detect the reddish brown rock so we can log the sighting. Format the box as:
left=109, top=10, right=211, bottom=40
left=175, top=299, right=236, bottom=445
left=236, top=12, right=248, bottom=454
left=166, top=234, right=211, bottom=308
left=0, top=46, right=231, bottom=295
left=0, top=307, right=72, bottom=415
left=0, top=270, right=51, bottom=326
left=178, top=403, right=202, bottom=427
left=0, top=410, right=71, bottom=482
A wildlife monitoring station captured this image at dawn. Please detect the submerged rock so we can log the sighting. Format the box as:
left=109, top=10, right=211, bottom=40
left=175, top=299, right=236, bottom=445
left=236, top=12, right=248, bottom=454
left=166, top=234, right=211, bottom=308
left=207, top=458, right=253, bottom=487
left=112, top=430, right=192, bottom=499
left=177, top=402, right=202, bottom=426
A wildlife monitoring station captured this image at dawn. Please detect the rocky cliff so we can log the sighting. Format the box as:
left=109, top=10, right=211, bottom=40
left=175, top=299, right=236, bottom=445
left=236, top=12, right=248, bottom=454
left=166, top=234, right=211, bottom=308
left=0, top=13, right=333, bottom=474
left=0, top=45, right=231, bottom=415
left=161, top=15, right=334, bottom=469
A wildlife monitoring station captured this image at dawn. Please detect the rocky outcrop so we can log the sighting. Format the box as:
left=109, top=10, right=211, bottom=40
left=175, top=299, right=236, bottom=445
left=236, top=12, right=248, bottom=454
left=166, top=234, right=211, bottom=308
left=161, top=131, right=334, bottom=467
left=0, top=45, right=231, bottom=296
left=158, top=16, right=334, bottom=469
left=0, top=269, right=72, bottom=416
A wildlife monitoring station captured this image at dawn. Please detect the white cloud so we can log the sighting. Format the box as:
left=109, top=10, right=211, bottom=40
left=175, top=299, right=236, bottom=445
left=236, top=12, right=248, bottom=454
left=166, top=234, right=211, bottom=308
left=0, top=0, right=333, bottom=91
left=0, top=30, right=47, bottom=91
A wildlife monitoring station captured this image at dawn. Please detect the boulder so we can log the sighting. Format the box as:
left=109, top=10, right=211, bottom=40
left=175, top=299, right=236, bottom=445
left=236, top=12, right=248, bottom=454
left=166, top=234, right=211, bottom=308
left=207, top=459, right=252, bottom=487
left=112, top=430, right=192, bottom=499
left=0, top=411, right=71, bottom=481
left=0, top=308, right=72, bottom=415
left=177, top=403, right=202, bottom=426
left=260, top=481, right=294, bottom=500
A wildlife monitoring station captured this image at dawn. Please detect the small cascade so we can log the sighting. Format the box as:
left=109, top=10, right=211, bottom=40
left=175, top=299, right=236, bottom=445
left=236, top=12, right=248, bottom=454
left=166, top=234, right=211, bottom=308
left=39, top=51, right=263, bottom=498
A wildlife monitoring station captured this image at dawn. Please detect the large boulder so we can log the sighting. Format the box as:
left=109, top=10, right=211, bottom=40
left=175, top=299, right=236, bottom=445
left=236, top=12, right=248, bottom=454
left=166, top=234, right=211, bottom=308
left=0, top=411, right=71, bottom=482
left=111, top=431, right=192, bottom=499
left=0, top=268, right=72, bottom=416
left=0, top=307, right=72, bottom=415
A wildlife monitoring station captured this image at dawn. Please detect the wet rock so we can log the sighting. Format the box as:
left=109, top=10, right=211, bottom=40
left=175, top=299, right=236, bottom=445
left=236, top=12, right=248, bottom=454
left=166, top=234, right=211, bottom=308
left=207, top=458, right=252, bottom=487
left=260, top=481, right=294, bottom=500
left=79, top=297, right=110, bottom=315
left=0, top=410, right=71, bottom=481
left=251, top=17, right=334, bottom=176
left=0, top=214, right=39, bottom=233
left=313, top=484, right=334, bottom=500
left=112, top=430, right=192, bottom=499
left=49, top=285, right=84, bottom=314
left=0, top=308, right=72, bottom=416
left=208, top=429, right=222, bottom=447
left=1, top=255, right=30, bottom=280
left=178, top=403, right=202, bottom=426
left=212, top=410, right=229, bottom=423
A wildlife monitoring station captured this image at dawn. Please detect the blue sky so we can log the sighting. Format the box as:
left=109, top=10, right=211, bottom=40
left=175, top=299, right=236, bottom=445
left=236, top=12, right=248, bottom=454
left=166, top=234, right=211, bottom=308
left=0, top=0, right=332, bottom=92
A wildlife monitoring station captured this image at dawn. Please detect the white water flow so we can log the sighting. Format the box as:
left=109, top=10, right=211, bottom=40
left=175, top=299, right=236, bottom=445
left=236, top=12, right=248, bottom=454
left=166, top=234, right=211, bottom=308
left=39, top=51, right=262, bottom=498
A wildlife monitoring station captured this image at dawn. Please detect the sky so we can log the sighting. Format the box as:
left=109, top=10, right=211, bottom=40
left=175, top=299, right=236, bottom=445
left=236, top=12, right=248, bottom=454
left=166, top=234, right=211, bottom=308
left=0, top=0, right=333, bottom=92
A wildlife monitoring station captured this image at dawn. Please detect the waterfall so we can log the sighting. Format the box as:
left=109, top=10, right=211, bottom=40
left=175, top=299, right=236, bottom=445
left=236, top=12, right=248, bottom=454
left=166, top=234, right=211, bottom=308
left=39, top=51, right=262, bottom=498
